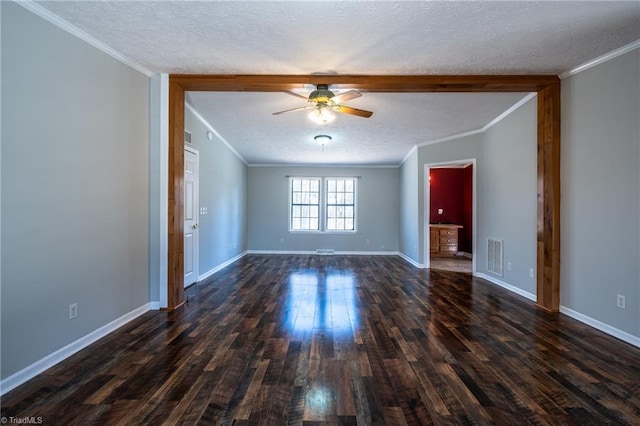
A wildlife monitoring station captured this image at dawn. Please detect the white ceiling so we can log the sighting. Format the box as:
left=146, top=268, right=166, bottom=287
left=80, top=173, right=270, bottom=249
left=186, top=90, right=529, bottom=165
left=34, top=1, right=640, bottom=165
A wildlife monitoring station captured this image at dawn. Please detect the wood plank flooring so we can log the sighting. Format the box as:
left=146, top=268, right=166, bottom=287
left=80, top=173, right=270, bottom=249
left=2, top=255, right=639, bottom=425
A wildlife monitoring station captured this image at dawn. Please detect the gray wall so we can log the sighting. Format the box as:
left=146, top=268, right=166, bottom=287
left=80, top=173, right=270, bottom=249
left=561, top=48, right=640, bottom=337
left=248, top=166, right=400, bottom=252
left=417, top=133, right=484, bottom=264
left=400, top=149, right=420, bottom=262
left=1, top=3, right=150, bottom=379
left=185, top=107, right=248, bottom=276
left=148, top=74, right=164, bottom=303
left=480, top=97, right=537, bottom=293
left=416, top=98, right=537, bottom=294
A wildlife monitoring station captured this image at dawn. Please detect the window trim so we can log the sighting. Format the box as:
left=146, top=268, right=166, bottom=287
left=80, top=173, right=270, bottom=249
left=324, top=177, right=357, bottom=233
left=289, top=176, right=321, bottom=232
left=288, top=176, right=358, bottom=233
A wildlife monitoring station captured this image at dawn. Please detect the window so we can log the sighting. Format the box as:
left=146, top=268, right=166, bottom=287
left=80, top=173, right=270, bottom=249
left=326, top=178, right=356, bottom=231
left=289, top=177, right=357, bottom=232
left=290, top=178, right=320, bottom=231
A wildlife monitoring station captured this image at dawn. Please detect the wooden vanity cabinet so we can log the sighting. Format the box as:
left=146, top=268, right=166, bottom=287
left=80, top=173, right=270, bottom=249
left=429, top=224, right=463, bottom=257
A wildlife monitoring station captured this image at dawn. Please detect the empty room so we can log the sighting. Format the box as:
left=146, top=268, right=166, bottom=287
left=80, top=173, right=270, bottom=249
left=1, top=1, right=639, bottom=424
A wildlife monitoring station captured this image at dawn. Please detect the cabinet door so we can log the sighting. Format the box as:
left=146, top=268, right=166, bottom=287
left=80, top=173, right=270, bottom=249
left=429, top=229, right=439, bottom=252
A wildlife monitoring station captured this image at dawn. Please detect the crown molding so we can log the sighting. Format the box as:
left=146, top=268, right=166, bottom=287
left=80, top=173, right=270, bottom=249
left=415, top=92, right=537, bottom=149
left=185, top=103, right=248, bottom=165
left=15, top=0, right=154, bottom=77
left=399, top=145, right=418, bottom=167
left=417, top=128, right=484, bottom=148
left=482, top=93, right=537, bottom=131
left=559, top=39, right=640, bottom=79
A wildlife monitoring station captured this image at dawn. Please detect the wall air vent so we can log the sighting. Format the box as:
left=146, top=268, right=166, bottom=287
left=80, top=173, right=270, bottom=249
left=487, top=238, right=503, bottom=276
left=184, top=130, right=192, bottom=145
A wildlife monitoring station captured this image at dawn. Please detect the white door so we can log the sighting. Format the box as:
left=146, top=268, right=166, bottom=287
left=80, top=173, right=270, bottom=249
left=184, top=147, right=199, bottom=287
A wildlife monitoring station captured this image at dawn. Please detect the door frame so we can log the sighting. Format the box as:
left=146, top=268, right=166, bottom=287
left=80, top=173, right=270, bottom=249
left=424, top=159, right=477, bottom=272
left=166, top=75, right=560, bottom=312
left=184, top=145, right=199, bottom=287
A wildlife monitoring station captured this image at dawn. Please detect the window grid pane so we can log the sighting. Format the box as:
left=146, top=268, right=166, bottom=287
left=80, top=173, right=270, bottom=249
left=326, top=178, right=356, bottom=231
left=291, top=178, right=320, bottom=231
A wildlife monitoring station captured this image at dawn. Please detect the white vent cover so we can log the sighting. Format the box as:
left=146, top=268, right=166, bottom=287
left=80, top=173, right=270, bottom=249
left=487, top=238, right=503, bottom=276
left=184, top=130, right=192, bottom=145
left=316, top=249, right=335, bottom=254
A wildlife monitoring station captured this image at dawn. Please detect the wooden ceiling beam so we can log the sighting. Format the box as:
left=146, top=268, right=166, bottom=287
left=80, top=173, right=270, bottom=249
left=167, top=73, right=561, bottom=314
left=170, top=74, right=559, bottom=93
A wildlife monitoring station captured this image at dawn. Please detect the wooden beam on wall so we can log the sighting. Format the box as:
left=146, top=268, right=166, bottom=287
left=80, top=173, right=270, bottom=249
left=536, top=83, right=561, bottom=312
left=168, top=80, right=185, bottom=309
left=165, top=74, right=561, bottom=311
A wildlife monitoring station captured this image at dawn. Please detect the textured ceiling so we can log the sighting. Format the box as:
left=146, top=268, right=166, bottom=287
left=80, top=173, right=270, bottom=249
left=186, top=91, right=529, bottom=165
left=33, top=1, right=640, bottom=165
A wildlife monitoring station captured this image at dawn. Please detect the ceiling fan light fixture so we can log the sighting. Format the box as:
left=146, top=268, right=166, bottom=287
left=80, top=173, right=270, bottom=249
left=314, top=134, right=332, bottom=147
left=308, top=107, right=335, bottom=125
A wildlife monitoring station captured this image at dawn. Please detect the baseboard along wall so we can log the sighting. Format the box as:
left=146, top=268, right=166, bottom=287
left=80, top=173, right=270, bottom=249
left=3, top=252, right=637, bottom=396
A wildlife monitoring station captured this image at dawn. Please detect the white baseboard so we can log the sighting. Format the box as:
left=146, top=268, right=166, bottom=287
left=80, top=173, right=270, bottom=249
left=474, top=272, right=537, bottom=302
left=475, top=273, right=640, bottom=348
left=198, top=251, right=248, bottom=282
left=0, top=303, right=152, bottom=396
left=337, top=251, right=399, bottom=256
left=246, top=250, right=399, bottom=256
left=560, top=306, right=640, bottom=348
left=247, top=250, right=316, bottom=255
left=457, top=251, right=473, bottom=259
left=398, top=252, right=426, bottom=268
left=149, top=301, right=162, bottom=310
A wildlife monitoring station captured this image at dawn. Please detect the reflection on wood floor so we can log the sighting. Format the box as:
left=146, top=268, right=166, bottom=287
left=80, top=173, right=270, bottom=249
left=430, top=255, right=473, bottom=273
left=2, top=255, right=639, bottom=425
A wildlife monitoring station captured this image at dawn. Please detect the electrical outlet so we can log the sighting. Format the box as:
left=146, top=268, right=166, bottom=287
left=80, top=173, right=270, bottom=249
left=616, top=294, right=626, bottom=310
left=380, top=245, right=385, bottom=250
left=69, top=303, right=78, bottom=320
left=529, top=268, right=535, bottom=278
left=507, top=262, right=512, bottom=271
left=279, top=238, right=284, bottom=244
left=365, top=238, right=370, bottom=244
left=437, top=208, right=444, bottom=215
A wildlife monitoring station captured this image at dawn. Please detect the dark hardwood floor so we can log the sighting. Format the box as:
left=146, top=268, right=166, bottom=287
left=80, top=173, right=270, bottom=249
left=2, top=255, right=639, bottom=425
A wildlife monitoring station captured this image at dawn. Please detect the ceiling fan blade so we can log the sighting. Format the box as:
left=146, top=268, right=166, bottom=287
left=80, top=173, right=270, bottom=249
left=331, top=90, right=362, bottom=104
left=283, top=91, right=310, bottom=101
left=272, top=105, right=313, bottom=115
left=334, top=105, right=373, bottom=118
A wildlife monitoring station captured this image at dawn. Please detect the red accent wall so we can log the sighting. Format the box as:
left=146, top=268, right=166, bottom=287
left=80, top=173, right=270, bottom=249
left=429, top=166, right=473, bottom=254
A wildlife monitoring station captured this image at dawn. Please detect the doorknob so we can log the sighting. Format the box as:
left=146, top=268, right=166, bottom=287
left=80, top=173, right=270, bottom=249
left=193, top=224, right=199, bottom=229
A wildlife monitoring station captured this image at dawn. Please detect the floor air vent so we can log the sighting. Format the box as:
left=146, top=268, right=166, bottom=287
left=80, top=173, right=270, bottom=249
left=316, top=249, right=335, bottom=254
left=487, top=238, right=503, bottom=276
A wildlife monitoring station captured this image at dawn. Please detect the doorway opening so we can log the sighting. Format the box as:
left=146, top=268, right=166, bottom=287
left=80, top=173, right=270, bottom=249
left=425, top=159, right=476, bottom=273
left=167, top=75, right=561, bottom=312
